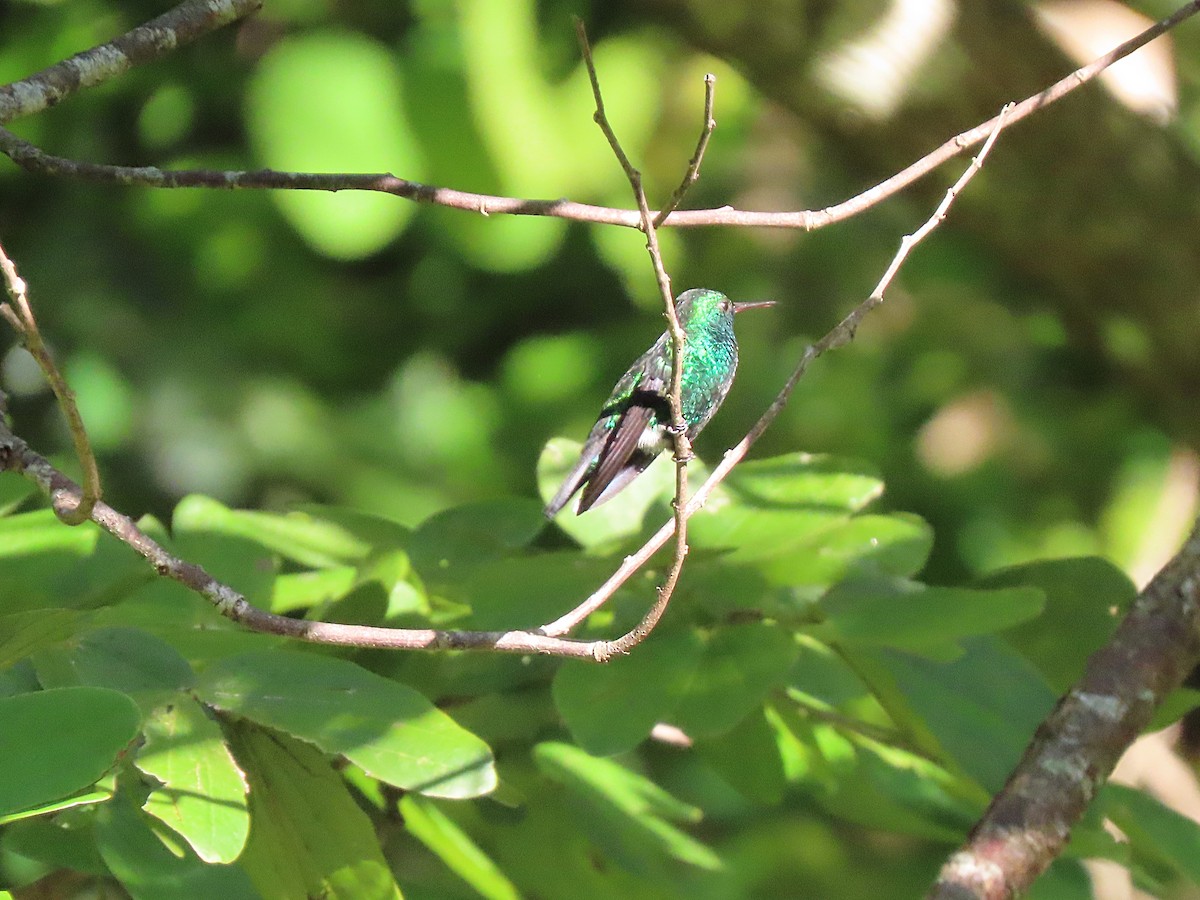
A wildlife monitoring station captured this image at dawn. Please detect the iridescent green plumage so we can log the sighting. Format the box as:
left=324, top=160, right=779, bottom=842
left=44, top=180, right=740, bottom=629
left=545, top=289, right=773, bottom=516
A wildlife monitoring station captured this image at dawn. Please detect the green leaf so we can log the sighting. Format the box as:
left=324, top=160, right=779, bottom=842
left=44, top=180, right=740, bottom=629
left=819, top=579, right=1045, bottom=657
left=553, top=629, right=704, bottom=756
left=269, top=566, right=358, bottom=614
left=1148, top=687, right=1200, bottom=731
left=809, top=737, right=979, bottom=841
left=0, top=787, right=113, bottom=826
left=400, top=795, right=520, bottom=900
left=453, top=552, right=623, bottom=631
left=1105, top=783, right=1200, bottom=884
left=0, top=687, right=140, bottom=818
left=197, top=649, right=495, bottom=798
left=534, top=741, right=722, bottom=874
left=0, top=508, right=98, bottom=559
left=292, top=504, right=411, bottom=553
left=228, top=722, right=402, bottom=900
left=409, top=498, right=551, bottom=580
left=763, top=513, right=933, bottom=585
left=173, top=495, right=371, bottom=568
left=246, top=31, right=424, bottom=259
left=0, top=816, right=108, bottom=877
left=0, top=609, right=85, bottom=670
left=696, top=708, right=787, bottom=804
left=852, top=639, right=1056, bottom=792
left=34, top=627, right=195, bottom=710
left=95, top=790, right=257, bottom=900
left=689, top=504, right=932, bottom=587
left=787, top=634, right=875, bottom=708
left=723, top=453, right=883, bottom=510
left=135, top=698, right=250, bottom=864
left=671, top=623, right=799, bottom=739
left=0, top=474, right=36, bottom=515
left=982, top=557, right=1136, bottom=691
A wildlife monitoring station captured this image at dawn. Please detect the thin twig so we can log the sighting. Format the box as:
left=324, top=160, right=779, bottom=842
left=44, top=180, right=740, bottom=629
left=654, top=72, right=717, bottom=228
left=542, top=104, right=1014, bottom=637
left=2, top=1, right=1195, bottom=233
left=0, top=242, right=101, bottom=524
left=575, top=18, right=691, bottom=660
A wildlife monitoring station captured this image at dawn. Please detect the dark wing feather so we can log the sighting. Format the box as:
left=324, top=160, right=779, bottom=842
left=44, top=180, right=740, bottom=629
left=543, top=431, right=605, bottom=517
left=576, top=403, right=656, bottom=513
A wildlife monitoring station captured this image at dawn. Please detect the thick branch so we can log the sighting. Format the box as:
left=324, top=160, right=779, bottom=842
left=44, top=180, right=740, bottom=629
left=928, top=520, right=1200, bottom=898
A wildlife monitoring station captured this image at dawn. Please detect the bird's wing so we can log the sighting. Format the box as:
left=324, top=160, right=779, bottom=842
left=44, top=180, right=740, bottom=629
left=543, top=435, right=602, bottom=517
left=543, top=365, right=654, bottom=518
left=576, top=401, right=657, bottom=513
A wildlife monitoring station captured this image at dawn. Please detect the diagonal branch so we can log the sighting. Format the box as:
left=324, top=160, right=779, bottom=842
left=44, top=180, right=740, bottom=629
left=654, top=72, right=717, bottom=228
left=0, top=0, right=262, bottom=125
left=928, top=518, right=1200, bottom=898
left=542, top=103, right=1014, bottom=636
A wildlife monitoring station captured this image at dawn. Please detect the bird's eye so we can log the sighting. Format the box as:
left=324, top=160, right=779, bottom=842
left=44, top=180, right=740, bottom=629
left=720, top=299, right=731, bottom=312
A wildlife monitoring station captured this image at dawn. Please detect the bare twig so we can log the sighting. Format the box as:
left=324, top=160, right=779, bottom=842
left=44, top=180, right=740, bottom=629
left=928, top=518, right=1200, bottom=899
left=2, top=1, right=1195, bottom=234
left=654, top=72, right=717, bottom=228
left=0, top=242, right=101, bottom=524
left=542, top=104, right=1013, bottom=637
left=575, top=19, right=692, bottom=660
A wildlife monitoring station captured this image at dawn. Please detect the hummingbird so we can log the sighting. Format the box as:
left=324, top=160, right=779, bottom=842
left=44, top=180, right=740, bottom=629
left=545, top=288, right=774, bottom=517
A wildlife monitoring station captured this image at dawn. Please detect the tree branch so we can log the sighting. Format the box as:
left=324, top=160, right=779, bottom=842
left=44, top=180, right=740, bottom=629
left=928, top=519, right=1200, bottom=898
left=542, top=103, right=1013, bottom=637
left=0, top=0, right=262, bottom=125
left=1, top=1, right=1194, bottom=235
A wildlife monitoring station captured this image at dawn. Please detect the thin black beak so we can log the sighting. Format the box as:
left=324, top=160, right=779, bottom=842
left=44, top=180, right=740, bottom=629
left=732, top=300, right=776, bottom=314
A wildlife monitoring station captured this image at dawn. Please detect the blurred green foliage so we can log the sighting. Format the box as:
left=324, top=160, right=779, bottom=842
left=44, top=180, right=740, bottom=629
left=3, top=0, right=1200, bottom=897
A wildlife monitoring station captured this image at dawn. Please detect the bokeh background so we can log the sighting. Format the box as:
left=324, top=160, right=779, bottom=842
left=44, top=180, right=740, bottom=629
left=4, top=0, right=1199, bottom=585
left=2, top=3, right=1200, bottom=892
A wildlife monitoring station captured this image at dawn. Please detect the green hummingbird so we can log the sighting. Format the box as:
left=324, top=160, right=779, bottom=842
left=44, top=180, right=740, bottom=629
left=545, top=288, right=774, bottom=517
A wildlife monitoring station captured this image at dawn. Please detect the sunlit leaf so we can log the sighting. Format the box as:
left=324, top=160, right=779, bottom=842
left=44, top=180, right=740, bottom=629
left=984, top=557, right=1135, bottom=691
left=819, top=579, right=1044, bottom=657
left=136, top=698, right=249, bottom=864
left=0, top=609, right=85, bottom=670
left=95, top=784, right=257, bottom=899
left=401, top=795, right=520, bottom=900
left=671, top=623, right=799, bottom=738
left=197, top=650, right=496, bottom=798
left=173, top=495, right=370, bottom=568
left=228, top=722, right=402, bottom=900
